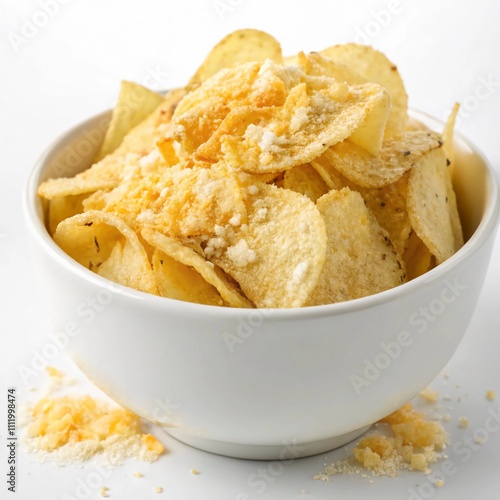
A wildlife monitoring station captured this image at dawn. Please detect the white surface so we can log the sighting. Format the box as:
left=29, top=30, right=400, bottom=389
left=2, top=0, right=500, bottom=499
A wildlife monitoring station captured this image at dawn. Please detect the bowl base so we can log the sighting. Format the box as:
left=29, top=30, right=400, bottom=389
left=165, top=425, right=371, bottom=460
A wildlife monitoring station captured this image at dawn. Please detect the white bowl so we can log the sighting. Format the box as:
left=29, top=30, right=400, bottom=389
left=24, top=110, right=499, bottom=460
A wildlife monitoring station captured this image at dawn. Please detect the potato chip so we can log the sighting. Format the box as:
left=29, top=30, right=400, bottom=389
left=38, top=89, right=184, bottom=200
left=294, top=53, right=389, bottom=155
left=443, top=162, right=464, bottom=252
left=97, top=238, right=157, bottom=294
left=320, top=43, right=408, bottom=136
left=103, top=162, right=247, bottom=238
left=152, top=250, right=224, bottom=306
left=440, top=105, right=463, bottom=252
left=211, top=183, right=327, bottom=308
left=95, top=81, right=165, bottom=162
left=442, top=102, right=460, bottom=169
left=348, top=86, right=391, bottom=156
left=306, top=188, right=406, bottom=305
left=324, top=131, right=444, bottom=188
left=403, top=231, right=434, bottom=281
left=161, top=61, right=290, bottom=160
left=217, top=79, right=390, bottom=174
left=187, top=29, right=283, bottom=89
left=407, top=148, right=456, bottom=263
left=283, top=163, right=329, bottom=202
left=296, top=51, right=366, bottom=84
left=311, top=155, right=411, bottom=255
left=141, top=228, right=252, bottom=308
left=54, top=210, right=156, bottom=293
left=48, top=193, right=88, bottom=236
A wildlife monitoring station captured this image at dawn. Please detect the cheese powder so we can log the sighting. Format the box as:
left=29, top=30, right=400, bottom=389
left=24, top=394, right=164, bottom=464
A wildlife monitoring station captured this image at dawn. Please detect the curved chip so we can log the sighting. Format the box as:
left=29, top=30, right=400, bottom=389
left=441, top=103, right=464, bottom=251
left=187, top=29, right=283, bottom=89
left=403, top=231, right=434, bottom=281
left=212, top=183, right=327, bottom=308
left=306, top=188, right=406, bottom=306
left=38, top=89, right=184, bottom=200
left=152, top=249, right=224, bottom=306
left=296, top=51, right=366, bottom=84
left=324, top=131, right=444, bottom=188
left=48, top=193, right=88, bottom=236
left=283, top=164, right=329, bottom=202
left=54, top=210, right=156, bottom=293
left=320, top=43, right=408, bottom=137
left=141, top=228, right=252, bottom=308
left=407, top=148, right=457, bottom=263
left=311, top=155, right=411, bottom=255
left=103, top=162, right=247, bottom=238
left=442, top=102, right=460, bottom=170
left=95, top=81, right=164, bottom=162
left=218, top=80, right=390, bottom=174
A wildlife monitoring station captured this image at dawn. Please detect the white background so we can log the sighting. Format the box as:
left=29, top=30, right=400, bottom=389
left=1, top=0, right=500, bottom=499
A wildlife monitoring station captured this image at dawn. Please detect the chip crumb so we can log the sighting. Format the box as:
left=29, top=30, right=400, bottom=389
left=46, top=366, right=64, bottom=378
left=190, top=468, right=200, bottom=475
left=420, top=387, right=439, bottom=403
left=247, top=185, right=259, bottom=195
left=458, top=416, right=469, bottom=428
left=100, top=486, right=109, bottom=497
left=486, top=390, right=496, bottom=401
left=22, top=394, right=165, bottom=464
left=154, top=486, right=163, bottom=494
left=315, top=403, right=446, bottom=479
left=435, top=479, right=444, bottom=488
left=475, top=437, right=484, bottom=445
left=133, top=471, right=143, bottom=478
left=410, top=453, right=428, bottom=472
left=442, top=414, right=451, bottom=423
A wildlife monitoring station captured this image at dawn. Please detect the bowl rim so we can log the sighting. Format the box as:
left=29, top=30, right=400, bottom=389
left=24, top=108, right=500, bottom=321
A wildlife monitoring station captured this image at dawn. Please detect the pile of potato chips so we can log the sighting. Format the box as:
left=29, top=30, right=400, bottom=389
left=38, top=30, right=463, bottom=308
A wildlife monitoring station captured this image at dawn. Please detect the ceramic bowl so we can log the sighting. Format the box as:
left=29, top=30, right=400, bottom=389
left=24, top=110, right=499, bottom=459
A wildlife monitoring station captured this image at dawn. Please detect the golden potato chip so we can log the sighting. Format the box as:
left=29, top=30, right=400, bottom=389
left=403, top=231, right=434, bottom=281
left=141, top=228, right=252, bottom=308
left=48, top=193, right=88, bottom=235
left=103, top=162, right=247, bottom=238
left=218, top=79, right=390, bottom=174
left=97, top=238, right=157, bottom=294
left=324, top=131, right=444, bottom=188
left=161, top=61, right=290, bottom=160
left=306, top=188, right=406, bottom=305
left=38, top=173, right=119, bottom=200
left=54, top=210, right=156, bottom=293
left=187, top=29, right=283, bottom=89
left=443, top=102, right=460, bottom=169
left=407, top=148, right=456, bottom=263
left=296, top=51, right=366, bottom=84
left=348, top=86, right=391, bottom=156
left=212, top=183, right=327, bottom=308
left=283, top=163, right=329, bottom=202
left=320, top=43, right=408, bottom=136
left=95, top=81, right=164, bottom=162
left=38, top=89, right=184, bottom=201
left=295, top=53, right=389, bottom=155
left=152, top=250, right=223, bottom=306
left=443, top=163, right=464, bottom=252
left=311, top=155, right=411, bottom=255
left=440, top=104, right=463, bottom=252
left=358, top=175, right=412, bottom=256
